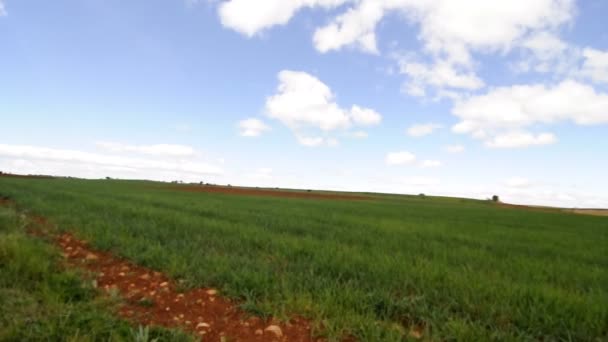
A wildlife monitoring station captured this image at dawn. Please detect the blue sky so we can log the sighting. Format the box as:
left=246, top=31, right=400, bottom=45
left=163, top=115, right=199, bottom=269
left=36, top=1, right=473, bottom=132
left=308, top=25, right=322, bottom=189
left=1, top=0, right=607, bottom=207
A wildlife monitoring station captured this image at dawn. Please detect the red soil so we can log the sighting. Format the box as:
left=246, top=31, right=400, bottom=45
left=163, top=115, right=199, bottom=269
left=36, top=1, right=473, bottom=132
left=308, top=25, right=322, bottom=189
left=0, top=172, right=54, bottom=179
left=0, top=198, right=355, bottom=341
left=54, top=232, right=321, bottom=341
left=170, top=185, right=371, bottom=201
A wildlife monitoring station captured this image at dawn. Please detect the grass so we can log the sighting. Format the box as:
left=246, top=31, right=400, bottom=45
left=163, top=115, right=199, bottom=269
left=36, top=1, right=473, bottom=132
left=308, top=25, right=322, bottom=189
left=0, top=202, right=193, bottom=341
left=1, top=177, right=607, bottom=341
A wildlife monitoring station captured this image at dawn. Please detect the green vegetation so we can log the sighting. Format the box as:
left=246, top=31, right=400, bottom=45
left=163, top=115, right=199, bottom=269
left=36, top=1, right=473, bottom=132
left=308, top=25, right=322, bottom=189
left=0, top=202, right=193, bottom=341
left=1, top=177, right=607, bottom=341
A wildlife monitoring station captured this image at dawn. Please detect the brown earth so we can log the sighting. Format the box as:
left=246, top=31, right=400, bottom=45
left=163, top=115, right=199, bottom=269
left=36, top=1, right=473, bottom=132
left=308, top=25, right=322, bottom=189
left=566, top=209, right=608, bottom=217
left=0, top=172, right=54, bottom=179
left=170, top=185, right=372, bottom=201
left=3, top=209, right=327, bottom=342
left=54, top=233, right=323, bottom=342
left=497, top=202, right=561, bottom=214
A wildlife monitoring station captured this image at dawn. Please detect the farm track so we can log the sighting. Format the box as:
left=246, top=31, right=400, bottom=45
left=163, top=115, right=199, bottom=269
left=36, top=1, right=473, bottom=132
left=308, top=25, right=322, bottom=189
left=9, top=204, right=326, bottom=342
left=169, top=185, right=372, bottom=201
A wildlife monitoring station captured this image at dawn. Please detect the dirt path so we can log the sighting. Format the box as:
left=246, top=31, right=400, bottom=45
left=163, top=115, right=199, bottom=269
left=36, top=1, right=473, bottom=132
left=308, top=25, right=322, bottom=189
left=566, top=209, right=608, bottom=217
left=19, top=215, right=323, bottom=342
left=169, top=185, right=371, bottom=201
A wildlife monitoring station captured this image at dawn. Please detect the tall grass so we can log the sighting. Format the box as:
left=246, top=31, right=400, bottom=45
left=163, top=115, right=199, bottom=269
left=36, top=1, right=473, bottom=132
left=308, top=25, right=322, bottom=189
left=0, top=203, right=193, bottom=341
left=1, top=177, right=607, bottom=341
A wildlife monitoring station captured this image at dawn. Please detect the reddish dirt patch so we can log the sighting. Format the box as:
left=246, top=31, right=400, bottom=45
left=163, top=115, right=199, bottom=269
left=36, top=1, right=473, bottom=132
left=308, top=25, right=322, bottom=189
left=567, top=209, right=608, bottom=217
left=170, top=185, right=371, bottom=201
left=0, top=199, right=355, bottom=342
left=497, top=202, right=562, bottom=214
left=0, top=172, right=54, bottom=179
left=54, top=232, right=321, bottom=342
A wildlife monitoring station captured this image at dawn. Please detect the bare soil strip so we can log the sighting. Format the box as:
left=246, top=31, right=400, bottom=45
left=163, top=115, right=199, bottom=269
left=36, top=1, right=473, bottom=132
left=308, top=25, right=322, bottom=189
left=566, top=209, right=608, bottom=217
left=170, top=185, right=372, bottom=201
left=19, top=214, right=322, bottom=342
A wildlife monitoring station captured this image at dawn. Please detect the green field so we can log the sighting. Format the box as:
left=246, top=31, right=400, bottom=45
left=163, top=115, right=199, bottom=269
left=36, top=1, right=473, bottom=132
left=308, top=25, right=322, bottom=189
left=1, top=177, right=607, bottom=341
left=0, top=193, right=193, bottom=341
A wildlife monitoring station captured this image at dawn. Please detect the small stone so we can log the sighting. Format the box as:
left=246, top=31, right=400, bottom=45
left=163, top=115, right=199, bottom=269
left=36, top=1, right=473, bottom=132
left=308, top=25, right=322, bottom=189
left=196, top=322, right=210, bottom=329
left=85, top=253, right=99, bottom=261
left=185, top=321, right=192, bottom=325
left=264, top=325, right=283, bottom=338
left=160, top=282, right=169, bottom=287
left=206, top=289, right=218, bottom=296
left=255, top=329, right=263, bottom=335
left=118, top=272, right=126, bottom=277
left=409, top=330, right=423, bottom=339
left=139, top=273, right=150, bottom=280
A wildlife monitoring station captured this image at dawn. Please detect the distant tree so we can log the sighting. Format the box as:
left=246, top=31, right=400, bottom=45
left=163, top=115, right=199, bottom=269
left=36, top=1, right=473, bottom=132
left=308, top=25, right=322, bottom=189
left=105, top=177, right=111, bottom=180
left=492, top=195, right=500, bottom=202
left=418, top=193, right=426, bottom=198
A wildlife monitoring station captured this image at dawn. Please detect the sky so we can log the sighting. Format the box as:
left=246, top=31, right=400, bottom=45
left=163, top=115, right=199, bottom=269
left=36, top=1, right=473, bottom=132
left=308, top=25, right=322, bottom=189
left=1, top=0, right=607, bottom=208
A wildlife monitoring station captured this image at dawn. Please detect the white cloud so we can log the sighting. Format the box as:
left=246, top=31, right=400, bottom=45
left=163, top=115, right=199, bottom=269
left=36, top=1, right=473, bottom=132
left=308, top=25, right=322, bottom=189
left=398, top=58, right=484, bottom=96
left=350, top=105, right=382, bottom=125
left=313, top=0, right=384, bottom=54
left=420, top=159, right=442, bottom=168
left=406, top=123, right=442, bottom=137
left=265, top=70, right=381, bottom=146
left=484, top=131, right=557, bottom=148
left=580, top=48, right=608, bottom=84
left=96, top=142, right=196, bottom=157
left=0, top=144, right=222, bottom=180
left=517, top=31, right=571, bottom=72
left=505, top=177, right=533, bottom=188
left=0, top=1, right=6, bottom=16
left=213, top=1, right=574, bottom=62
left=238, top=118, right=271, bottom=137
left=522, top=31, right=568, bottom=58
left=445, top=145, right=465, bottom=153
left=452, top=80, right=608, bottom=147
left=385, top=151, right=416, bottom=165
left=314, top=0, right=574, bottom=59
left=313, top=0, right=574, bottom=98
left=217, top=0, right=350, bottom=37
